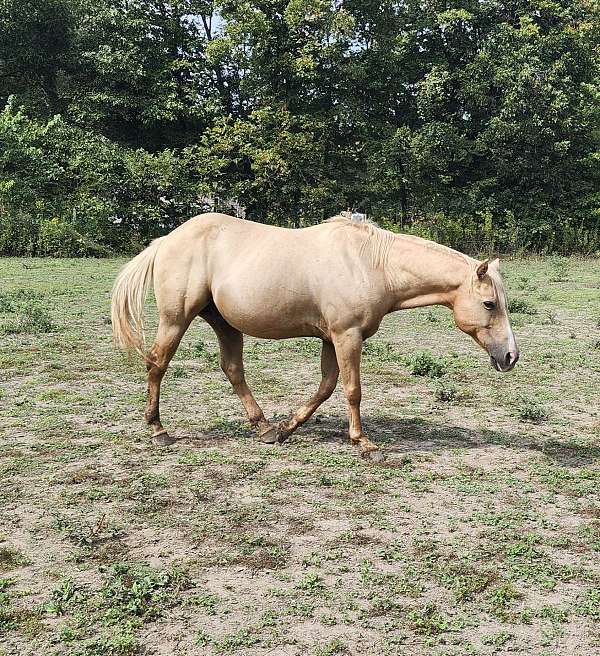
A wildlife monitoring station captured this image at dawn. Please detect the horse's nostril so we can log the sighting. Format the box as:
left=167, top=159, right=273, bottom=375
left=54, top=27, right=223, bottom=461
left=506, top=351, right=518, bottom=367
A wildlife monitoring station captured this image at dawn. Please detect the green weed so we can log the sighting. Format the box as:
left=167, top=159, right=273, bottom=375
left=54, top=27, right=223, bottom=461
left=363, top=340, right=403, bottom=363
left=433, top=379, right=467, bottom=402
left=1, top=304, right=56, bottom=334
left=518, top=400, right=550, bottom=423
left=407, top=351, right=447, bottom=378
left=101, top=563, right=191, bottom=620
left=549, top=257, right=571, bottom=282
left=508, top=297, right=538, bottom=315
left=191, top=339, right=219, bottom=366
left=314, top=639, right=350, bottom=656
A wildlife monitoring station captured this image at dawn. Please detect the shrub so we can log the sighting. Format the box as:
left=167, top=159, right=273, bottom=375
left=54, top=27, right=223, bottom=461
left=38, top=217, right=85, bottom=257
left=0, top=211, right=39, bottom=255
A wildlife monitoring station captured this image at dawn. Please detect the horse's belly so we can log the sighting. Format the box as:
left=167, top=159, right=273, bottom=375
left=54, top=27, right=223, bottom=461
left=211, top=277, right=323, bottom=340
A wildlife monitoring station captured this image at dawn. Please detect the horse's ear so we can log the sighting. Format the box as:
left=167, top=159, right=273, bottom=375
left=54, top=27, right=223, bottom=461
left=476, top=260, right=489, bottom=279
left=489, top=257, right=500, bottom=270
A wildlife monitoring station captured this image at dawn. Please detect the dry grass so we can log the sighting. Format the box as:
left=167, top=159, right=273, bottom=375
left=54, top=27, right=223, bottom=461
left=0, top=255, right=599, bottom=655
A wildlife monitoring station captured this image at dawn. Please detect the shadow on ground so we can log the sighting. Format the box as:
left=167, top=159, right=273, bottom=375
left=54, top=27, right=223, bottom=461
left=172, top=412, right=600, bottom=468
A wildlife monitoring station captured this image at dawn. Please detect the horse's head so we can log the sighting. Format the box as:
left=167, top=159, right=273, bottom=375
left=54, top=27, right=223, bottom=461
left=452, top=258, right=519, bottom=372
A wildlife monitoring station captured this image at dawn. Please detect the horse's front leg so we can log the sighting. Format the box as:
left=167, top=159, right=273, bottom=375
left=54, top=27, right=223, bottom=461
left=332, top=329, right=383, bottom=462
left=277, top=341, right=339, bottom=441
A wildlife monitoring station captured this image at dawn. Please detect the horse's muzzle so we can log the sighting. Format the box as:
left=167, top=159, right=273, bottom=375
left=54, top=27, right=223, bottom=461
left=490, top=350, right=519, bottom=372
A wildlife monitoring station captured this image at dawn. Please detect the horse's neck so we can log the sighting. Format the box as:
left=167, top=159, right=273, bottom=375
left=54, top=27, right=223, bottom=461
left=386, top=238, right=471, bottom=311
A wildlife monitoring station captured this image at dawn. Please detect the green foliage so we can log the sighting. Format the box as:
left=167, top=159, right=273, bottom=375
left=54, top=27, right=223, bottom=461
left=71, top=632, right=140, bottom=656
left=508, top=298, right=538, bottom=315
left=44, top=578, right=80, bottom=616
left=101, top=563, right=191, bottom=620
left=407, top=351, right=447, bottom=378
left=434, top=380, right=464, bottom=403
left=0, top=0, right=598, bottom=253
left=0, top=289, right=56, bottom=334
left=518, top=400, right=550, bottom=423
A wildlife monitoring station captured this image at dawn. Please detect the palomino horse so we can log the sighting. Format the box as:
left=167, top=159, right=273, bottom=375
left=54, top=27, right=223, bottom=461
left=112, top=213, right=518, bottom=461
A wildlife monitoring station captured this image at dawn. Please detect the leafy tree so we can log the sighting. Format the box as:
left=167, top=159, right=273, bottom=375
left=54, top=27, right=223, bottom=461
left=0, top=0, right=598, bottom=253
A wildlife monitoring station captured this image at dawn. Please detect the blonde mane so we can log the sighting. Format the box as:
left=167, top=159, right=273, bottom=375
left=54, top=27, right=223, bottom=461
left=325, top=215, right=396, bottom=269
left=325, top=215, right=473, bottom=270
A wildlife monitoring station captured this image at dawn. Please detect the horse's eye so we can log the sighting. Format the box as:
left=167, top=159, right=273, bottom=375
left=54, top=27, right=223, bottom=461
left=483, top=301, right=496, bottom=311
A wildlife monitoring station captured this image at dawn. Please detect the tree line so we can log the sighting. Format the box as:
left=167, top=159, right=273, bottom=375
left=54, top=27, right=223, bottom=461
left=0, top=0, right=598, bottom=255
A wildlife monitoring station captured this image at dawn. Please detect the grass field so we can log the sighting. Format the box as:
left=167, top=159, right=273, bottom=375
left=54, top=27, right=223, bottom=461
left=1, top=255, right=599, bottom=656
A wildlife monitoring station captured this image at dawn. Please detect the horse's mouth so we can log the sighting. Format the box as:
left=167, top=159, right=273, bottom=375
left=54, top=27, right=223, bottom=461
left=490, top=356, right=516, bottom=373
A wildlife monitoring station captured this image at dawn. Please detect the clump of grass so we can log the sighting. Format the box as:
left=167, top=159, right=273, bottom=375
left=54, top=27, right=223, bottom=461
left=363, top=340, right=403, bottom=363
left=518, top=400, right=549, bottom=423
left=482, top=632, right=513, bottom=647
left=540, top=309, right=559, bottom=325
left=486, top=582, right=522, bottom=621
left=101, top=562, right=192, bottom=620
left=508, top=297, right=538, bottom=315
left=44, top=578, right=81, bottom=616
left=1, top=304, right=56, bottom=334
left=170, top=364, right=188, bottom=378
left=295, top=572, right=326, bottom=594
left=314, top=639, right=350, bottom=656
left=0, top=288, right=55, bottom=334
left=71, top=632, right=140, bottom=656
left=423, top=309, right=440, bottom=323
left=517, top=276, right=535, bottom=292
left=288, top=338, right=322, bottom=355
left=0, top=546, right=30, bottom=572
left=191, top=339, right=219, bottom=366
left=407, top=351, right=447, bottom=378
left=53, top=513, right=122, bottom=549
left=0, top=288, right=44, bottom=312
left=549, top=256, right=570, bottom=282
left=408, top=603, right=451, bottom=635
left=433, top=380, right=465, bottom=403
left=576, top=587, right=600, bottom=619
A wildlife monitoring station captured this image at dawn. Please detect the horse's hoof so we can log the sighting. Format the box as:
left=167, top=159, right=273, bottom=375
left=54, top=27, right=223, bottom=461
left=362, top=448, right=385, bottom=463
left=259, top=427, right=279, bottom=444
left=153, top=431, right=176, bottom=446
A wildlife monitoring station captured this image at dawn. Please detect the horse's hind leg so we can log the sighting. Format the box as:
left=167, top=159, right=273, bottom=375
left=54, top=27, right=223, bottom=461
left=277, top=341, right=339, bottom=441
left=145, top=315, right=194, bottom=445
left=200, top=305, right=275, bottom=442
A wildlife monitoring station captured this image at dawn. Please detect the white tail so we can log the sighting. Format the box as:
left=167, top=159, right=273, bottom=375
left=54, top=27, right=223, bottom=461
left=111, top=238, right=164, bottom=356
